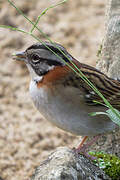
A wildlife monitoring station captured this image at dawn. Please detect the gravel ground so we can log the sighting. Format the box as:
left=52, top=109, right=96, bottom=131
left=0, top=0, right=105, bottom=179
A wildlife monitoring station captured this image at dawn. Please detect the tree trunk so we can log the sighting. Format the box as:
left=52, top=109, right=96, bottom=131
left=97, top=0, right=120, bottom=79
left=95, top=0, right=120, bottom=157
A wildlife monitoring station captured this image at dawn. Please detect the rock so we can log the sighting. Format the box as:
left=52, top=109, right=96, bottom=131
left=31, top=147, right=111, bottom=180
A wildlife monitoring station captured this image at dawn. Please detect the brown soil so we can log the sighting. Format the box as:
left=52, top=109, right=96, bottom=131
left=0, top=0, right=105, bottom=179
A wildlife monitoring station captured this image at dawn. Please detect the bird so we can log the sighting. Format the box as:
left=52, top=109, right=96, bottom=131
left=13, top=41, right=120, bottom=157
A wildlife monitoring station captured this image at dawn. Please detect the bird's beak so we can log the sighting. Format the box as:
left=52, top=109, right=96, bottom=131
left=12, top=51, right=26, bottom=62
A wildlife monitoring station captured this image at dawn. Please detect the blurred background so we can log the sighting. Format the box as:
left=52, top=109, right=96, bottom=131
left=0, top=0, right=106, bottom=179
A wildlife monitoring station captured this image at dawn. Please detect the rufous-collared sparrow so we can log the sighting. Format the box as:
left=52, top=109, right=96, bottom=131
left=14, top=42, right=119, bottom=155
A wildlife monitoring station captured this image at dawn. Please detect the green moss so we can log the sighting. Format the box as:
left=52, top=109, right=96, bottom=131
left=89, top=151, right=120, bottom=180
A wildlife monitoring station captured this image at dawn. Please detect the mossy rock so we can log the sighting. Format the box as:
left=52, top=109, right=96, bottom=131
left=89, top=151, right=120, bottom=180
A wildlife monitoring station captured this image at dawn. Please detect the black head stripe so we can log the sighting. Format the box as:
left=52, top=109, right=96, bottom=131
left=26, top=42, right=73, bottom=64
left=34, top=57, right=63, bottom=66
left=27, top=42, right=66, bottom=52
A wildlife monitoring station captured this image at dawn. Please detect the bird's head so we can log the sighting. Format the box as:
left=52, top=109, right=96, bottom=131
left=13, top=42, right=73, bottom=80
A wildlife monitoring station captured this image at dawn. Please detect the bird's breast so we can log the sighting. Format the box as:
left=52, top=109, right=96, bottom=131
left=29, top=80, right=116, bottom=136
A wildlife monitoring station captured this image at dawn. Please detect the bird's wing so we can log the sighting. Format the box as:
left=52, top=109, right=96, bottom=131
left=64, top=59, right=120, bottom=109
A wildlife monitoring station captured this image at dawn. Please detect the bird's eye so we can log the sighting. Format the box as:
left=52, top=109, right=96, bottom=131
left=31, top=54, right=40, bottom=63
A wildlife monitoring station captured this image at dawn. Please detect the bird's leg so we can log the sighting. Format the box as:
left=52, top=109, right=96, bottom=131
left=74, top=135, right=101, bottom=160
left=77, top=135, right=101, bottom=151
left=76, top=136, right=88, bottom=150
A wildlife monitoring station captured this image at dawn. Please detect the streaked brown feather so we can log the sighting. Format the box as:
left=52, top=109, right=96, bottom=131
left=70, top=59, right=120, bottom=110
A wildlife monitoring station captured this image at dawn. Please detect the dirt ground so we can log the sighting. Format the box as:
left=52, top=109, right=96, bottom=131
left=0, top=0, right=106, bottom=180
